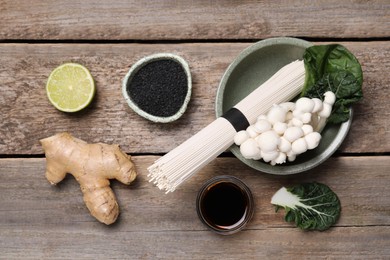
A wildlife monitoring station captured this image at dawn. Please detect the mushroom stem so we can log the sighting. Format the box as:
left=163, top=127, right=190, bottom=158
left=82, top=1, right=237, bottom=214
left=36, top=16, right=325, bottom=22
left=315, top=117, right=327, bottom=133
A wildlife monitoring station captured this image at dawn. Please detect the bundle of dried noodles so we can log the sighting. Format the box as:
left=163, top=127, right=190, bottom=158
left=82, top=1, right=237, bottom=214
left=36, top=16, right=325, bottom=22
left=148, top=60, right=305, bottom=193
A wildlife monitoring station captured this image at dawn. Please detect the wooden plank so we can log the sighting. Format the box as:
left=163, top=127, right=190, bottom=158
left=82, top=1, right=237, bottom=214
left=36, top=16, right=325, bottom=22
left=0, top=156, right=389, bottom=228
left=0, top=0, right=389, bottom=40
left=0, top=156, right=389, bottom=258
left=0, top=42, right=388, bottom=154
left=0, top=227, right=388, bottom=259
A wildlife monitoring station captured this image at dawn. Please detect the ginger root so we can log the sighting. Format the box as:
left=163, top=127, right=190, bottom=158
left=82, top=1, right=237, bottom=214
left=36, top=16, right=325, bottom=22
left=40, top=132, right=137, bottom=225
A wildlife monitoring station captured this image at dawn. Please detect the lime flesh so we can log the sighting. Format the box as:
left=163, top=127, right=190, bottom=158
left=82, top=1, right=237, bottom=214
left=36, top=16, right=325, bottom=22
left=46, top=63, right=95, bottom=112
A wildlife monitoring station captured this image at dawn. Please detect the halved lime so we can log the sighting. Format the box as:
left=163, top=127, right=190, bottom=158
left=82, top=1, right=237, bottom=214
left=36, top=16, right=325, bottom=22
left=46, top=63, right=95, bottom=112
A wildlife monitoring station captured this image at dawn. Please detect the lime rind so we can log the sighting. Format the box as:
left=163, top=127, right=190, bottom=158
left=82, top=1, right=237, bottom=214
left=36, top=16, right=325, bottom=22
left=46, top=63, right=95, bottom=112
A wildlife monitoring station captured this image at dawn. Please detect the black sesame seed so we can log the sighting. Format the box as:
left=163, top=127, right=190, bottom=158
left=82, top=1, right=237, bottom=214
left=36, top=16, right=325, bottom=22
left=126, top=59, right=188, bottom=118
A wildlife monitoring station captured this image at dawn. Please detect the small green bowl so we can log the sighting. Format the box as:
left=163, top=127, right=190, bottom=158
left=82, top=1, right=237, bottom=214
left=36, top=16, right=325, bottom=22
left=215, top=37, right=352, bottom=175
left=122, top=53, right=192, bottom=123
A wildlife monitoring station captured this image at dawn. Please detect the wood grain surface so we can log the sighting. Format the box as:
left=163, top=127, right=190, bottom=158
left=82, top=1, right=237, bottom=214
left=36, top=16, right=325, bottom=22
left=1, top=0, right=389, bottom=40
left=0, top=156, right=389, bottom=258
left=1, top=41, right=389, bottom=155
left=1, top=0, right=389, bottom=259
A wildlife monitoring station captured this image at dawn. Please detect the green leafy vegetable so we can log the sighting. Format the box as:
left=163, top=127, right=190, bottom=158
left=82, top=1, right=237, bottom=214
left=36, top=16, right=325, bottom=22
left=301, top=44, right=363, bottom=123
left=271, top=182, right=341, bottom=231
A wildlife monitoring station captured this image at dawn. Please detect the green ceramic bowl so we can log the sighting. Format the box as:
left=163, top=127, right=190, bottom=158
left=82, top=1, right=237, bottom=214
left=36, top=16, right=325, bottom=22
left=215, top=37, right=352, bottom=175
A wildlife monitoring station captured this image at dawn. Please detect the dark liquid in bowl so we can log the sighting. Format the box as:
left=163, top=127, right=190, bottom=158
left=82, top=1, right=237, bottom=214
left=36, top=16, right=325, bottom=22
left=200, top=182, right=248, bottom=229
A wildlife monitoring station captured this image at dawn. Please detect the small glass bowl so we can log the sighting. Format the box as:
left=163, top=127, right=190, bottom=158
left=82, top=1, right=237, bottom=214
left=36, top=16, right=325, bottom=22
left=196, top=175, right=254, bottom=235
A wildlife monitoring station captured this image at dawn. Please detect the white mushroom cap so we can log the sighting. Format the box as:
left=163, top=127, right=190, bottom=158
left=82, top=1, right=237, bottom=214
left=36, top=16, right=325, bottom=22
left=293, top=109, right=303, bottom=119
left=234, top=130, right=250, bottom=146
left=256, top=130, right=280, bottom=152
left=305, top=132, right=322, bottom=150
left=283, top=126, right=304, bottom=143
left=324, top=91, right=336, bottom=105
left=240, top=139, right=261, bottom=160
left=246, top=125, right=259, bottom=138
left=254, top=119, right=272, bottom=133
left=278, top=137, right=292, bottom=153
left=267, top=104, right=287, bottom=124
left=291, top=117, right=303, bottom=127
left=272, top=152, right=287, bottom=165
left=273, top=122, right=288, bottom=135
left=291, top=137, right=308, bottom=155
left=286, top=150, right=295, bottom=157
left=261, top=150, right=279, bottom=162
left=312, top=98, right=323, bottom=113
left=301, top=112, right=312, bottom=124
left=251, top=152, right=262, bottom=161
left=295, top=97, right=315, bottom=113
left=301, top=124, right=314, bottom=136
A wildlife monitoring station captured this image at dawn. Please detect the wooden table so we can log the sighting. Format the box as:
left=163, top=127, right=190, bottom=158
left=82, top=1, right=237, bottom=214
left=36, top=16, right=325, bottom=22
left=1, top=1, right=389, bottom=259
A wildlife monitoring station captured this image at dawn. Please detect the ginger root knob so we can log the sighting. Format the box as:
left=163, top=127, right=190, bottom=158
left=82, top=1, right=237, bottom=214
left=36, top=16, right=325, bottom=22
left=40, top=132, right=137, bottom=225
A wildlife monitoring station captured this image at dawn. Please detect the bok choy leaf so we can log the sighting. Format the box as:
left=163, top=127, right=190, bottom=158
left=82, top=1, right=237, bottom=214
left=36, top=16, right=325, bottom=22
left=271, top=182, right=341, bottom=231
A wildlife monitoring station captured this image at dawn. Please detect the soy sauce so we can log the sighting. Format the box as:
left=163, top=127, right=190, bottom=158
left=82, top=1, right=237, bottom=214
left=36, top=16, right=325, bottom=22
left=201, top=182, right=248, bottom=229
